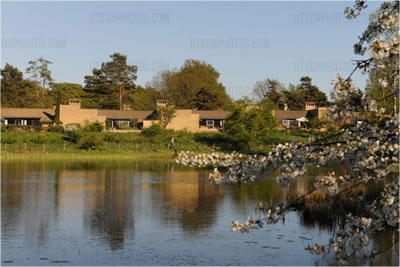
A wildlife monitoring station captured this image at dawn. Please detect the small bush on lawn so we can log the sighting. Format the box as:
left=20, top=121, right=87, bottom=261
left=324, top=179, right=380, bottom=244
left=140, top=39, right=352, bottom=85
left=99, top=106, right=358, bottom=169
left=83, top=121, right=104, bottom=132
left=65, top=130, right=82, bottom=143
left=79, top=134, right=104, bottom=150
left=30, top=134, right=46, bottom=144
left=141, top=124, right=173, bottom=144
left=103, top=133, right=123, bottom=143
left=141, top=124, right=164, bottom=138
left=1, top=135, right=17, bottom=144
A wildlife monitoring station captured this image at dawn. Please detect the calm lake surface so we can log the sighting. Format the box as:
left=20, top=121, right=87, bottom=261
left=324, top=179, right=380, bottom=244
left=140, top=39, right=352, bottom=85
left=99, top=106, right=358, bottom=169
left=1, top=158, right=398, bottom=266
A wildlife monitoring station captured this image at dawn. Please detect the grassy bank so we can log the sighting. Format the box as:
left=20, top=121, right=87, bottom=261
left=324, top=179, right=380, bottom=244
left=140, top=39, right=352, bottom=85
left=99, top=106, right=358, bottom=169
left=1, top=126, right=336, bottom=159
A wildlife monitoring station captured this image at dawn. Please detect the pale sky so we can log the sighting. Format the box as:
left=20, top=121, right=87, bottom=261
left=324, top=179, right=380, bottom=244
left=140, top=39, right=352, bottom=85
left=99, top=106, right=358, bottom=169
left=2, top=1, right=382, bottom=99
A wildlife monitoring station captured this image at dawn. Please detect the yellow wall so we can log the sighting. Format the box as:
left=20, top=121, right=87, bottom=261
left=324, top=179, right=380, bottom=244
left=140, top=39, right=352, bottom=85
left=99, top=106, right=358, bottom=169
left=166, top=110, right=200, bottom=132
left=59, top=104, right=106, bottom=126
left=143, top=110, right=201, bottom=132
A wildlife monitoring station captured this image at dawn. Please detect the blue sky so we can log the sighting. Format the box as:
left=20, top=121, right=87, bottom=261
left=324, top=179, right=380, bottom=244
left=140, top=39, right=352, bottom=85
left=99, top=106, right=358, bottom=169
left=2, top=1, right=382, bottom=99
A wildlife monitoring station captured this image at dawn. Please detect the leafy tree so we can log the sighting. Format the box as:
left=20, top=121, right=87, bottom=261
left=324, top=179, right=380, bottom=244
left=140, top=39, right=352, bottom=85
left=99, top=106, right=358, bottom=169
left=26, top=57, right=54, bottom=88
left=51, top=83, right=86, bottom=104
left=297, top=76, right=329, bottom=106
left=331, top=75, right=363, bottom=112
left=224, top=99, right=277, bottom=149
left=84, top=52, right=137, bottom=110
left=25, top=57, right=54, bottom=108
left=253, top=77, right=328, bottom=110
left=150, top=59, right=231, bottom=109
left=128, top=85, right=162, bottom=110
left=282, top=84, right=305, bottom=110
left=192, top=87, right=220, bottom=110
left=253, top=79, right=286, bottom=109
left=157, top=104, right=176, bottom=128
left=237, top=96, right=256, bottom=107
left=1, top=64, right=40, bottom=108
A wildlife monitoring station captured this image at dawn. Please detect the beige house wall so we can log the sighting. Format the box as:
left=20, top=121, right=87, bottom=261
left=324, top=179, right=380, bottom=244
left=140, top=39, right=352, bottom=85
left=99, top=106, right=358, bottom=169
left=59, top=104, right=105, bottom=126
left=166, top=110, right=200, bottom=132
left=143, top=120, right=160, bottom=128
left=143, top=110, right=201, bottom=132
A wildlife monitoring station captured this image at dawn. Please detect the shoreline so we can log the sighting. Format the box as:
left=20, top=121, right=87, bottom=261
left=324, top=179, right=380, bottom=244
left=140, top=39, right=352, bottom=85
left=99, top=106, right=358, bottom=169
left=1, top=151, right=177, bottom=161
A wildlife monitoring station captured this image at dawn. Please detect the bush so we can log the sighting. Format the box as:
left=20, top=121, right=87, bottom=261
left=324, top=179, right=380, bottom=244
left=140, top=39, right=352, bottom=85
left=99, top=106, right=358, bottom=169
left=194, top=132, right=237, bottom=150
left=141, top=124, right=174, bottom=144
left=30, top=134, right=46, bottom=144
left=103, top=133, right=123, bottom=143
left=83, top=121, right=104, bottom=132
left=1, top=124, right=7, bottom=132
left=48, top=125, right=64, bottom=133
left=105, top=119, right=112, bottom=130
left=1, top=135, right=17, bottom=144
left=309, top=118, right=334, bottom=131
left=65, top=130, right=82, bottom=143
left=79, top=134, right=104, bottom=150
left=141, top=124, right=164, bottom=138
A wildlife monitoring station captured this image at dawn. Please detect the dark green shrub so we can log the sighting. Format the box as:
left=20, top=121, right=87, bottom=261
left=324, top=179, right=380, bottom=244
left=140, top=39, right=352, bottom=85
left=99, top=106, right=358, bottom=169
left=141, top=124, right=174, bottom=144
left=65, top=130, right=82, bottom=143
left=83, top=121, right=104, bottom=132
left=48, top=125, right=64, bottom=133
left=44, top=133, right=64, bottom=145
left=103, top=133, right=123, bottom=143
left=79, top=134, right=104, bottom=150
left=105, top=119, right=112, bottom=130
left=30, top=135, right=46, bottom=144
left=33, top=125, right=42, bottom=132
left=1, top=125, right=7, bottom=132
left=194, top=132, right=238, bottom=150
left=141, top=124, right=164, bottom=138
left=1, top=135, right=17, bottom=144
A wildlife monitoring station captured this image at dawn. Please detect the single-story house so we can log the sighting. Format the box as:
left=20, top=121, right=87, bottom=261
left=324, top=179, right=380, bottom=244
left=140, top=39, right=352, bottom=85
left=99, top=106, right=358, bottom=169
left=1, top=99, right=232, bottom=132
left=272, top=102, right=329, bottom=129
left=1, top=108, right=55, bottom=129
left=97, top=110, right=153, bottom=129
left=194, top=110, right=231, bottom=130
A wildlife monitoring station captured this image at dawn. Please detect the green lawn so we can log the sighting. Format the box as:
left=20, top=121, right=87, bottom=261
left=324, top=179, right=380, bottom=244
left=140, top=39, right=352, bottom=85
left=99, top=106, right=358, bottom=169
left=1, top=129, right=337, bottom=159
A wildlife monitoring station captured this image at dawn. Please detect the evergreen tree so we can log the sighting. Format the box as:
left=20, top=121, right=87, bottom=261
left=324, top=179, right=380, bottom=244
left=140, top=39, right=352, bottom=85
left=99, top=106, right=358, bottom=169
left=84, top=52, right=137, bottom=110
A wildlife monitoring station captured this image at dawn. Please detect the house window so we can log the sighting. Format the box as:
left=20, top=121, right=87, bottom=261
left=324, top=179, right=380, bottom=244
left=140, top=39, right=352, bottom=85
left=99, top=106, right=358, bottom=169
left=282, top=120, right=291, bottom=126
left=111, top=120, right=131, bottom=129
left=206, top=120, right=215, bottom=127
left=7, top=119, right=26, bottom=126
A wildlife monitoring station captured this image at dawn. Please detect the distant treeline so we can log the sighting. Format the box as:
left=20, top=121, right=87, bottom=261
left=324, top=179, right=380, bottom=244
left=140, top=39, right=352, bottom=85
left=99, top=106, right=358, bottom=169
left=2, top=51, right=391, bottom=114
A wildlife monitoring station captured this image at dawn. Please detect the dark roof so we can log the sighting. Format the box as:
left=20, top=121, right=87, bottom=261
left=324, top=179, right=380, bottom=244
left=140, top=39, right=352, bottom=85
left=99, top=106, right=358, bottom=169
left=274, top=110, right=309, bottom=121
left=1, top=108, right=55, bottom=123
left=98, top=110, right=153, bottom=122
left=193, top=110, right=231, bottom=120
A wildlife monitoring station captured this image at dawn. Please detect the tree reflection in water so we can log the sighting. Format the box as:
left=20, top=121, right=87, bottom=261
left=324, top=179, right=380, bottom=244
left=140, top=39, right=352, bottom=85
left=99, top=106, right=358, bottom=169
left=1, top=158, right=398, bottom=265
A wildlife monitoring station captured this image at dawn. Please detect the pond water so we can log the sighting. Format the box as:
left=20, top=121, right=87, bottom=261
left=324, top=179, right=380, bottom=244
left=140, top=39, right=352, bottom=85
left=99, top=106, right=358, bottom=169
left=1, top=159, right=398, bottom=266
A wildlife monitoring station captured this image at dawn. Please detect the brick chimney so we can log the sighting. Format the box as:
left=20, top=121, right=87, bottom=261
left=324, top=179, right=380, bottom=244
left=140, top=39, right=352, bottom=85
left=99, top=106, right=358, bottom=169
left=69, top=99, right=81, bottom=109
left=156, top=99, right=168, bottom=108
left=123, top=104, right=132, bottom=110
left=305, top=102, right=316, bottom=111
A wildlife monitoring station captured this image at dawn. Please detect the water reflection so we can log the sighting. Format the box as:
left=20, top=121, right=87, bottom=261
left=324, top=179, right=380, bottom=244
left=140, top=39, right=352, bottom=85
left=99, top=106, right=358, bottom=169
left=156, top=172, right=224, bottom=234
left=1, top=159, right=398, bottom=266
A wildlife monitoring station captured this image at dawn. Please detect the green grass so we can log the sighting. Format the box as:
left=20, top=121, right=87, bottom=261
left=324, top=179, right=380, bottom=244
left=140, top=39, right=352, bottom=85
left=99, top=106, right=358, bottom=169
left=1, top=128, right=337, bottom=159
